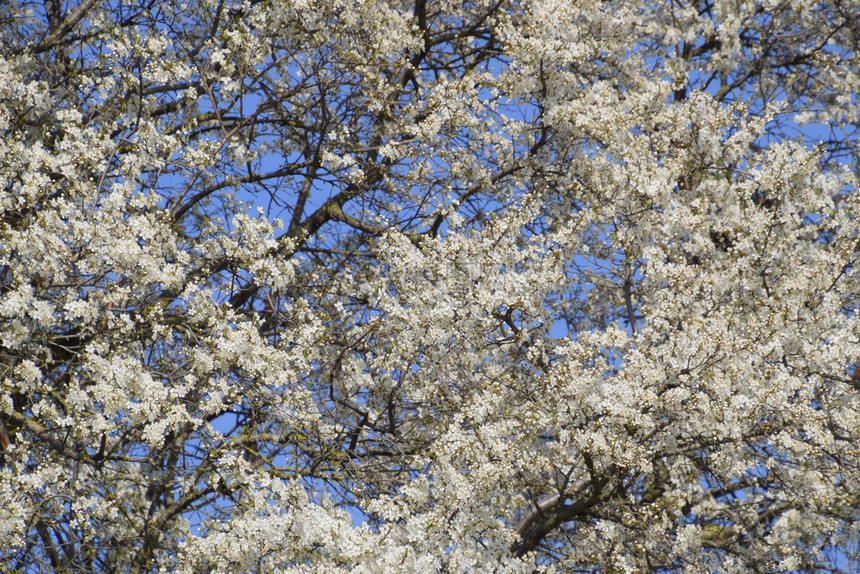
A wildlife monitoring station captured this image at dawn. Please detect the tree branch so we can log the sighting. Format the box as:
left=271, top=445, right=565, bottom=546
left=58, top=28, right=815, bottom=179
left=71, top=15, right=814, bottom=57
left=512, top=475, right=611, bottom=557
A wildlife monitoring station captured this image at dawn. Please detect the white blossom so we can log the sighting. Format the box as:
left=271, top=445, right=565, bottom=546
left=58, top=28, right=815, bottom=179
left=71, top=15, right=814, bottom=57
left=0, top=0, right=858, bottom=572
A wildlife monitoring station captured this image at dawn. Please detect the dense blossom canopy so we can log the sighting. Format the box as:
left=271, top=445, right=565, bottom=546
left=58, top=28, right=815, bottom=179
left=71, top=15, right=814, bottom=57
left=1, top=0, right=859, bottom=572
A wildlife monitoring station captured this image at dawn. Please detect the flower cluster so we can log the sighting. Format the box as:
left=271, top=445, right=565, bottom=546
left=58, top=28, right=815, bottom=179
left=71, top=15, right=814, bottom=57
left=0, top=0, right=858, bottom=572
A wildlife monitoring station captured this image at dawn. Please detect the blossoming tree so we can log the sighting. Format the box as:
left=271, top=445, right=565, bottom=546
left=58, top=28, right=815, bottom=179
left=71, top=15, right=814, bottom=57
left=1, top=0, right=859, bottom=571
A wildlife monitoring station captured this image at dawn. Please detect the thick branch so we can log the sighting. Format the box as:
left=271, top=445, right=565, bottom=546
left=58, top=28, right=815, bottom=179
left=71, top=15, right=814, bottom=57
left=33, top=0, right=99, bottom=54
left=511, top=476, right=610, bottom=558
